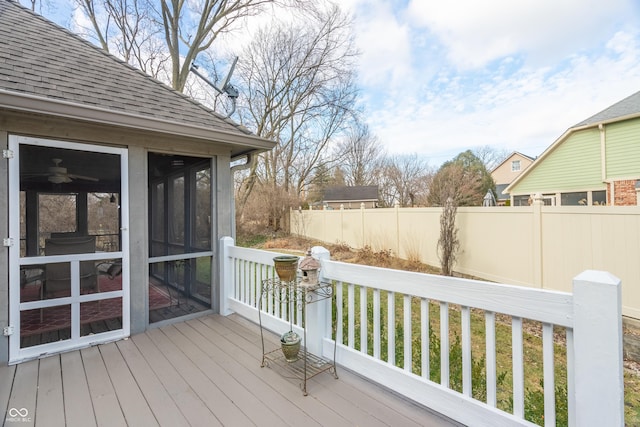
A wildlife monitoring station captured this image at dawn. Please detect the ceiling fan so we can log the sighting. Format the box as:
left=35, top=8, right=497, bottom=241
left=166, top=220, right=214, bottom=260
left=37, top=158, right=100, bottom=184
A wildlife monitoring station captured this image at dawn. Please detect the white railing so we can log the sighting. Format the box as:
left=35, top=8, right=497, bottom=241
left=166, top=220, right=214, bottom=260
left=219, top=237, right=624, bottom=427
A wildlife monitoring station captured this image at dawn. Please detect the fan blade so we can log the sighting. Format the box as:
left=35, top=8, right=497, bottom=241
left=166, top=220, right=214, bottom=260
left=68, top=174, right=99, bottom=182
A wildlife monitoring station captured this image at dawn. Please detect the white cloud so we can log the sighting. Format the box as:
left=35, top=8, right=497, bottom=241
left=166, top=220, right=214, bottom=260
left=406, top=0, right=640, bottom=69
left=334, top=0, right=640, bottom=167
left=365, top=27, right=640, bottom=165
left=342, top=0, right=414, bottom=87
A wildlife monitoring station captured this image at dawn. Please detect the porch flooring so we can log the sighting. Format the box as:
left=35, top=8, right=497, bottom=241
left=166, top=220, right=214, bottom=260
left=1, top=314, right=459, bottom=427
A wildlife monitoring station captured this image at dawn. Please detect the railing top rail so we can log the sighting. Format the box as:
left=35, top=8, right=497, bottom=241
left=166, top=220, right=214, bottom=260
left=322, top=259, right=574, bottom=327
left=228, top=245, right=300, bottom=265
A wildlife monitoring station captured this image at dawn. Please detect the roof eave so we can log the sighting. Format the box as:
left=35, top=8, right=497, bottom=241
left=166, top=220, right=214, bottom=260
left=0, top=90, right=276, bottom=154
left=505, top=128, right=574, bottom=194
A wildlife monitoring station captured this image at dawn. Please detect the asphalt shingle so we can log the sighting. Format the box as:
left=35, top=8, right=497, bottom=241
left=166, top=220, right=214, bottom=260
left=574, top=90, right=640, bottom=127
left=0, top=0, right=251, bottom=136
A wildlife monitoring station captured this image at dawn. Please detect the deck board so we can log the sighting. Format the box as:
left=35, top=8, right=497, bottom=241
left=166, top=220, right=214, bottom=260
left=114, top=339, right=189, bottom=427
left=128, top=332, right=220, bottom=426
left=145, top=327, right=253, bottom=427
left=34, top=355, right=65, bottom=427
left=98, top=343, right=158, bottom=427
left=60, top=350, right=96, bottom=427
left=81, top=346, right=127, bottom=427
left=180, top=319, right=325, bottom=427
left=1, top=313, right=459, bottom=426
left=0, top=364, right=16, bottom=422
left=161, top=323, right=286, bottom=426
left=7, top=360, right=38, bottom=427
left=198, top=315, right=361, bottom=427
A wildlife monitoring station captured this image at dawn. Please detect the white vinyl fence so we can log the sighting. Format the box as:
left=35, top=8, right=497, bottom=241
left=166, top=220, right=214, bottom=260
left=219, top=237, right=624, bottom=427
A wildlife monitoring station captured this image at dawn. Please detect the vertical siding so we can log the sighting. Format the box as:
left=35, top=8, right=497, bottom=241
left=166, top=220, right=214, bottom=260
left=605, top=119, right=640, bottom=179
left=510, top=128, right=602, bottom=194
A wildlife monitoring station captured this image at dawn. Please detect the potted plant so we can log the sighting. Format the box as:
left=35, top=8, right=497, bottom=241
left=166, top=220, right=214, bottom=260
left=273, top=255, right=299, bottom=282
left=280, top=330, right=301, bottom=362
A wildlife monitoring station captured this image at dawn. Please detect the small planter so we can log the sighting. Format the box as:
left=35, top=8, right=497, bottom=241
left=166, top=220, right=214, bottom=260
left=281, top=331, right=301, bottom=362
left=273, top=255, right=299, bottom=282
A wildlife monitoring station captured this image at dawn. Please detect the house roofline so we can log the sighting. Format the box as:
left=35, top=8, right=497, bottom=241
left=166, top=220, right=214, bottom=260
left=506, top=110, right=640, bottom=194
left=0, top=90, right=276, bottom=153
left=323, top=199, right=378, bottom=203
left=490, top=151, right=535, bottom=174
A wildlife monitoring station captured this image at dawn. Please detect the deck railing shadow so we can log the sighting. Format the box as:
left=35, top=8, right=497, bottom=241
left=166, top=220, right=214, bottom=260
left=219, top=236, right=624, bottom=427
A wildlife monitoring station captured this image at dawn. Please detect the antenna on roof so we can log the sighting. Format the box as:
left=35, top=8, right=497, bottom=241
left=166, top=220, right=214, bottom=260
left=190, top=56, right=239, bottom=118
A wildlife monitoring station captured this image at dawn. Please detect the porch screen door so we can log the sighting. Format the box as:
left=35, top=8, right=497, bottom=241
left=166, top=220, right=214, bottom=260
left=8, top=136, right=130, bottom=364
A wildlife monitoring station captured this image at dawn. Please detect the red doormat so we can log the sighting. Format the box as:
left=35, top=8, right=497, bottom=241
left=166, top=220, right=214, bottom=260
left=20, top=276, right=173, bottom=336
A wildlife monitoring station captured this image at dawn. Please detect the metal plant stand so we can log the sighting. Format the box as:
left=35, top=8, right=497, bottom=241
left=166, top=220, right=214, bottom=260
left=259, top=277, right=338, bottom=395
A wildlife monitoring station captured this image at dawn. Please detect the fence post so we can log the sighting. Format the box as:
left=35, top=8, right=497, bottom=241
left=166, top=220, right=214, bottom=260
left=340, top=204, right=344, bottom=243
left=360, top=202, right=366, bottom=249
left=572, top=270, right=624, bottom=426
left=305, top=246, right=331, bottom=357
left=532, top=193, right=543, bottom=288
left=395, top=201, right=400, bottom=257
left=219, top=236, right=234, bottom=316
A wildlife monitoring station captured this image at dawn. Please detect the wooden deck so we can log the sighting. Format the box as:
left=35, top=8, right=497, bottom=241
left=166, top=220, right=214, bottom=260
left=1, top=314, right=459, bottom=427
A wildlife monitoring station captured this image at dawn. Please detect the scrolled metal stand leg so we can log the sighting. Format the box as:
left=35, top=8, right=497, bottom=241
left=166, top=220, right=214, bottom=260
left=332, top=289, right=339, bottom=379
left=259, top=284, right=267, bottom=368
left=303, top=294, right=308, bottom=396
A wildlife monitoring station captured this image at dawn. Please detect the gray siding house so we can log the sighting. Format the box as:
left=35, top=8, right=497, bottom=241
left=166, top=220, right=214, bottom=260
left=0, top=0, right=274, bottom=364
left=322, top=185, right=379, bottom=209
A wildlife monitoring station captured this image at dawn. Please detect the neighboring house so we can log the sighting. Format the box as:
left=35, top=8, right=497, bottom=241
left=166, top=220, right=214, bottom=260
left=0, top=1, right=274, bottom=364
left=507, top=90, right=640, bottom=206
left=322, top=185, right=379, bottom=209
left=491, top=152, right=534, bottom=205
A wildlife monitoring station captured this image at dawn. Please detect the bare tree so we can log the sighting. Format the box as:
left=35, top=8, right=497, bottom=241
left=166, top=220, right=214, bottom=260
left=72, top=0, right=169, bottom=78
left=335, top=122, right=385, bottom=187
left=473, top=145, right=510, bottom=172
left=378, top=154, right=432, bottom=207
left=428, top=164, right=463, bottom=276
left=72, top=0, right=283, bottom=91
left=159, top=0, right=282, bottom=92
left=234, top=4, right=358, bottom=230
left=438, top=195, right=459, bottom=276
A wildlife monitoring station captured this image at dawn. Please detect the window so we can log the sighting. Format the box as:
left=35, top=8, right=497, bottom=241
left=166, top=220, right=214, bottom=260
left=511, top=160, right=521, bottom=172
left=561, top=192, right=587, bottom=206
left=592, top=190, right=606, bottom=206
left=513, top=195, right=530, bottom=206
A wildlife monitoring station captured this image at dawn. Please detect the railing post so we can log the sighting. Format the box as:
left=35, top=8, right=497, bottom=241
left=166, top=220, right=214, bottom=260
left=219, top=236, right=235, bottom=316
left=572, top=270, right=624, bottom=426
left=305, top=246, right=331, bottom=357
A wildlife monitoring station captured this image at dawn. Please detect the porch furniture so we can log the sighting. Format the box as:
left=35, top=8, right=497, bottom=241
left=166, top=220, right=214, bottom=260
left=43, top=236, right=98, bottom=299
left=259, top=277, right=337, bottom=395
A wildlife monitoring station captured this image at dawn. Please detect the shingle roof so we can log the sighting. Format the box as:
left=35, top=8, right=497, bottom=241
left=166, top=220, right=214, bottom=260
left=323, top=186, right=379, bottom=202
left=0, top=0, right=272, bottom=152
left=574, top=89, right=640, bottom=127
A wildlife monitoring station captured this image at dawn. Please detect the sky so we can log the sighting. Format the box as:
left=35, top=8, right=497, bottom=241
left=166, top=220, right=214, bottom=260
left=20, top=0, right=640, bottom=167
left=340, top=0, right=640, bottom=165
